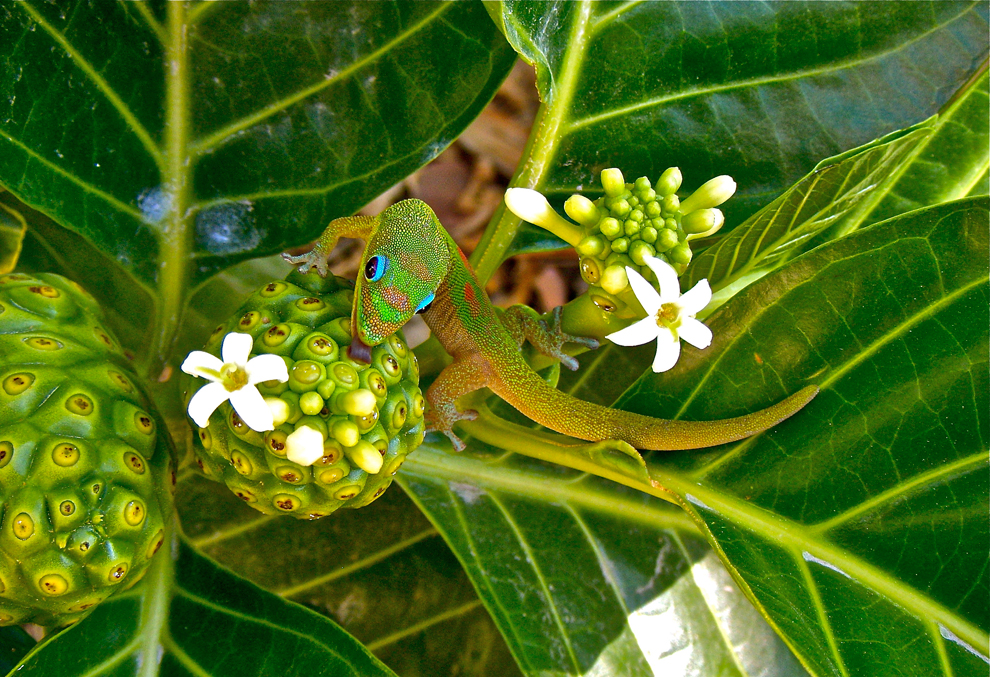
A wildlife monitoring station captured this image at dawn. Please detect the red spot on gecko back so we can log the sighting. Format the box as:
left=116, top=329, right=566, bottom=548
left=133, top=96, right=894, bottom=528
left=463, top=281, right=481, bottom=318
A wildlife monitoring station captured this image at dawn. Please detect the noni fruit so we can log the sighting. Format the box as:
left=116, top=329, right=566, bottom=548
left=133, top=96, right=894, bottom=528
left=0, top=273, right=174, bottom=627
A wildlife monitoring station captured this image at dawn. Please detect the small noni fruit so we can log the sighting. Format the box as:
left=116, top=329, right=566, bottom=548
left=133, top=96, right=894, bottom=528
left=183, top=269, right=425, bottom=519
left=0, top=273, right=174, bottom=627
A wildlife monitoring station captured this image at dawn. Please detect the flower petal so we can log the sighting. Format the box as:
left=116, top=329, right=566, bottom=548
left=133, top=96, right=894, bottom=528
left=606, top=316, right=659, bottom=347
left=221, top=332, right=255, bottom=365
left=245, top=353, right=289, bottom=385
left=228, top=385, right=275, bottom=432
left=186, top=382, right=231, bottom=427
left=643, top=256, right=681, bottom=303
left=285, top=425, right=326, bottom=466
left=652, top=330, right=681, bottom=373
left=624, top=266, right=663, bottom=315
left=678, top=317, right=713, bottom=350
left=678, top=279, right=712, bottom=316
left=180, top=351, right=224, bottom=381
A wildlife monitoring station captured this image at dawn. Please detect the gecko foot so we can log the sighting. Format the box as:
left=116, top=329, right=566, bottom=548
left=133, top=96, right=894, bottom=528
left=426, top=407, right=478, bottom=452
left=282, top=248, right=331, bottom=277
left=545, top=307, right=600, bottom=371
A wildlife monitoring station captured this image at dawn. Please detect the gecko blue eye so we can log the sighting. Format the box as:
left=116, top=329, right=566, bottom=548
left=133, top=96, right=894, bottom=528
left=415, top=292, right=435, bottom=315
left=364, top=255, right=388, bottom=282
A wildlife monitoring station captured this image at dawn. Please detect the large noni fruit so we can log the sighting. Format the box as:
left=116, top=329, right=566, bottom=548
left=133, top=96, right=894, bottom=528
left=0, top=273, right=174, bottom=627
left=184, top=269, right=425, bottom=519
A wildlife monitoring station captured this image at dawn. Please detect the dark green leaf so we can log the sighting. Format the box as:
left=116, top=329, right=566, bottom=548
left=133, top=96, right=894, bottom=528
left=0, top=0, right=515, bottom=365
left=401, top=442, right=812, bottom=677
left=617, top=198, right=989, bottom=676
left=682, top=120, right=934, bottom=313
left=0, top=626, right=35, bottom=674
left=176, top=471, right=521, bottom=677
left=11, top=532, right=396, bottom=677
left=3, top=192, right=156, bottom=357
left=474, top=0, right=988, bottom=280
left=860, top=68, right=990, bottom=226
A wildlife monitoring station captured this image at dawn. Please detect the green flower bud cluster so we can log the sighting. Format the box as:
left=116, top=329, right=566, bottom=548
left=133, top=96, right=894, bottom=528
left=185, top=270, right=425, bottom=520
left=0, top=273, right=174, bottom=627
left=567, top=168, right=732, bottom=301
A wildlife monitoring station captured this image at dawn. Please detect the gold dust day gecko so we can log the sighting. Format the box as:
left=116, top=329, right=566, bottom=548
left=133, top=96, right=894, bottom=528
left=285, top=199, right=818, bottom=452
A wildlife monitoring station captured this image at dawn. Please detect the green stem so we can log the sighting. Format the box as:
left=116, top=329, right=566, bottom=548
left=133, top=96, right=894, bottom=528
left=470, top=0, right=594, bottom=284
left=145, top=2, right=192, bottom=377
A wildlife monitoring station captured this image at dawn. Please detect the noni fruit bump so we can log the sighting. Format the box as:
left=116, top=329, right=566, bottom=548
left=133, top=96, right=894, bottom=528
left=0, top=273, right=174, bottom=627
left=182, top=269, right=425, bottom=519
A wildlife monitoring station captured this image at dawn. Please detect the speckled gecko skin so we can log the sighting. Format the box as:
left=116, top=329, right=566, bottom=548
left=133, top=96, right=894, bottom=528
left=285, top=199, right=818, bottom=451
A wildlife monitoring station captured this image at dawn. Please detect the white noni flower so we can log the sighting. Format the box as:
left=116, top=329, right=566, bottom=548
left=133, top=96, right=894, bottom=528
left=606, top=256, right=713, bottom=373
left=181, top=332, right=289, bottom=432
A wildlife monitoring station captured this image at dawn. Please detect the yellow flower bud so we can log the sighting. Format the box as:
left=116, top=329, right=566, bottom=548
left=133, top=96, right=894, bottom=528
left=679, top=176, right=736, bottom=214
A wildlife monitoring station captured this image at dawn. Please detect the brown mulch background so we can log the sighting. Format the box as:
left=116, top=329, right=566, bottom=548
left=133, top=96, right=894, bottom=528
left=329, top=61, right=586, bottom=340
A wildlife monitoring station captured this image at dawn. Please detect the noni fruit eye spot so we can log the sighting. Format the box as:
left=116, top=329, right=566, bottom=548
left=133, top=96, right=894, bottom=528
left=0, top=273, right=175, bottom=627
left=181, top=269, right=426, bottom=520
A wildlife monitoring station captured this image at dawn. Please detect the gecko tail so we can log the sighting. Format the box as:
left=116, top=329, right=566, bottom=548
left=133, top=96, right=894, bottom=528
left=495, top=370, right=819, bottom=451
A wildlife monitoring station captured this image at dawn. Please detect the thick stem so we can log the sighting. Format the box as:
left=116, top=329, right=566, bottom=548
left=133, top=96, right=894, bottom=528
left=470, top=0, right=594, bottom=284
left=145, top=2, right=192, bottom=378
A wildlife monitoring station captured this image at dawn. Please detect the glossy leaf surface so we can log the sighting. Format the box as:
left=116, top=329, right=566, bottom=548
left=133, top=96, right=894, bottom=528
left=475, top=0, right=989, bottom=280
left=861, top=68, right=990, bottom=226
left=617, top=198, right=989, bottom=676
left=401, top=444, right=812, bottom=677
left=0, top=0, right=515, bottom=364
left=12, top=535, right=395, bottom=676
left=683, top=120, right=934, bottom=313
left=176, top=471, right=522, bottom=677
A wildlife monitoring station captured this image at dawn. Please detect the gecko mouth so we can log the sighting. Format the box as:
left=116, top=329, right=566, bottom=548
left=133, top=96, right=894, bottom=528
left=348, top=313, right=372, bottom=364
left=347, top=336, right=372, bottom=364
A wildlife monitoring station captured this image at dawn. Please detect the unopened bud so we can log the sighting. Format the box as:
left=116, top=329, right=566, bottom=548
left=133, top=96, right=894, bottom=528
left=686, top=209, right=725, bottom=240
left=577, top=234, right=605, bottom=257
left=600, top=265, right=629, bottom=295
left=679, top=175, right=736, bottom=214
left=346, top=440, right=383, bottom=474
left=601, top=168, right=627, bottom=198
left=341, top=388, right=377, bottom=416
left=656, top=167, right=682, bottom=196
left=564, top=195, right=600, bottom=226
left=682, top=208, right=718, bottom=234
left=504, top=188, right=583, bottom=246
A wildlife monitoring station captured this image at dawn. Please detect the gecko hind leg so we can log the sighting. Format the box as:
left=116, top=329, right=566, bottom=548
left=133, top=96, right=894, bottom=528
left=501, top=305, right=599, bottom=371
left=424, top=358, right=487, bottom=452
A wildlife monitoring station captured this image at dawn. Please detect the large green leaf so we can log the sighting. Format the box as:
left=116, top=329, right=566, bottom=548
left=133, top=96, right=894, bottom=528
left=615, top=198, right=989, bottom=676
left=683, top=120, right=934, bottom=314
left=860, top=68, right=990, bottom=227
left=475, top=0, right=988, bottom=280
left=0, top=0, right=515, bottom=366
left=175, top=471, right=522, bottom=677
left=10, top=532, right=395, bottom=676
left=401, top=444, right=812, bottom=677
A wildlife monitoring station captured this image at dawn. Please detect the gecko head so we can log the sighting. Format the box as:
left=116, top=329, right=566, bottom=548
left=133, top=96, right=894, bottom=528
left=352, top=199, right=450, bottom=347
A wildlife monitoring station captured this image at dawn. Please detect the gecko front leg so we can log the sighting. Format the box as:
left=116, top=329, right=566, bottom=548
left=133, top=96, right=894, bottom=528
left=500, top=305, right=599, bottom=371
left=424, top=357, right=488, bottom=451
left=283, top=214, right=379, bottom=277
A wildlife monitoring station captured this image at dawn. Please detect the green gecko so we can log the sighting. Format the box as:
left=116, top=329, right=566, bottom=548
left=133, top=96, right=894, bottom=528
left=285, top=199, right=818, bottom=452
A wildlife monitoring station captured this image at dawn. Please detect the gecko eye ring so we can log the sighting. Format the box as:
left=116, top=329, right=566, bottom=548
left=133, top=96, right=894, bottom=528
left=364, top=255, right=389, bottom=282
